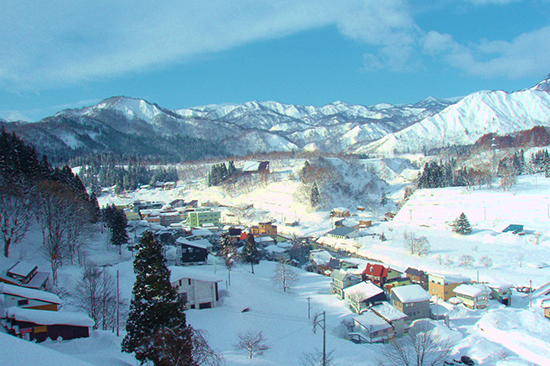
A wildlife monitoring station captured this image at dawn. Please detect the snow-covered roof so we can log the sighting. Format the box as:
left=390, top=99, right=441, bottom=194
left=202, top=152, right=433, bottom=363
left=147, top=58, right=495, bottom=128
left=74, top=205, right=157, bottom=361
left=0, top=283, right=61, bottom=304
left=370, top=302, right=407, bottom=321
left=453, top=284, right=491, bottom=298
left=169, top=266, right=223, bottom=283
left=353, top=311, right=392, bottom=332
left=176, top=237, right=212, bottom=250
left=256, top=236, right=275, bottom=243
left=344, top=282, right=383, bottom=301
left=310, top=250, right=334, bottom=265
left=243, top=161, right=261, bottom=172
left=6, top=307, right=94, bottom=327
left=391, top=284, right=431, bottom=303
left=264, top=244, right=288, bottom=254
left=24, top=271, right=49, bottom=289
left=428, top=273, right=471, bottom=284
left=7, top=261, right=37, bottom=277
left=192, top=228, right=214, bottom=237
left=327, top=226, right=356, bottom=237
left=486, top=283, right=513, bottom=291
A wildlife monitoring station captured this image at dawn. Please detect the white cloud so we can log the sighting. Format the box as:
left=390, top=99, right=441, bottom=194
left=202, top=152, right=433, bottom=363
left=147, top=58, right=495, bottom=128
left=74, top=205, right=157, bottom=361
left=421, top=27, right=550, bottom=79
left=0, top=1, right=418, bottom=90
left=0, top=0, right=547, bottom=91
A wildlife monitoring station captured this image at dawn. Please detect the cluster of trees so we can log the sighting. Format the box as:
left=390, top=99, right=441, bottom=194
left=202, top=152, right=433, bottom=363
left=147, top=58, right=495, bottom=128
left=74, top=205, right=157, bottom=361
left=0, top=130, right=100, bottom=285
left=416, top=160, right=491, bottom=189
left=72, top=153, right=178, bottom=194
left=207, top=161, right=237, bottom=186
left=101, top=205, right=129, bottom=253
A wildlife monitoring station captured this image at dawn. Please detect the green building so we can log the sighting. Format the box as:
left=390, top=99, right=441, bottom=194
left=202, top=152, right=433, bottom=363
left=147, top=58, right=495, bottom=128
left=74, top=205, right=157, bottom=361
left=187, top=208, right=221, bottom=227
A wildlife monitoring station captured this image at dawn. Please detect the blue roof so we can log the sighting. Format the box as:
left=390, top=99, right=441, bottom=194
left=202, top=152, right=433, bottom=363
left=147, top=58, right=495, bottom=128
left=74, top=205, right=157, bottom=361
left=502, top=224, right=524, bottom=233
left=327, top=226, right=356, bottom=237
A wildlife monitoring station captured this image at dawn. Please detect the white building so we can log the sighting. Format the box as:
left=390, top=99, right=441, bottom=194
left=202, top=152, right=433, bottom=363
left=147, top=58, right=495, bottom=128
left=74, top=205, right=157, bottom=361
left=170, top=267, right=223, bottom=310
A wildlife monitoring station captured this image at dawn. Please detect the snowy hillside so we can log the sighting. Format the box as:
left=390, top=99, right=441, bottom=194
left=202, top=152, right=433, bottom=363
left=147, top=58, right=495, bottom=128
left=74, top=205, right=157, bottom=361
left=5, top=155, right=550, bottom=365
left=359, top=76, right=550, bottom=154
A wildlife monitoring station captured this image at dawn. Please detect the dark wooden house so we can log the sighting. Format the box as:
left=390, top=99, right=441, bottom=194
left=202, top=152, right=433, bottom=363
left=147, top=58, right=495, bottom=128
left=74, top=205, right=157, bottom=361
left=4, top=307, right=94, bottom=342
left=176, top=236, right=212, bottom=265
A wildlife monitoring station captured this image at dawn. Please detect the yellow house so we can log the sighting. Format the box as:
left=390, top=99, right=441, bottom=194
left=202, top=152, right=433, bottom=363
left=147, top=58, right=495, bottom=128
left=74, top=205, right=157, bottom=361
left=428, top=273, right=470, bottom=301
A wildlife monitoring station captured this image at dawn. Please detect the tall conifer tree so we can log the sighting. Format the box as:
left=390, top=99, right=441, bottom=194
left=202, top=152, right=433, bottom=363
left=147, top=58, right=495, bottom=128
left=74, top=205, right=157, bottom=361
left=122, top=231, right=193, bottom=364
left=244, top=233, right=260, bottom=274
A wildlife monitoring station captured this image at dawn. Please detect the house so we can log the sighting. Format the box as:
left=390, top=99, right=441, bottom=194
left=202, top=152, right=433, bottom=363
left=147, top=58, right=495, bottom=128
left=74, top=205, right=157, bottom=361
left=160, top=212, right=186, bottom=227
left=264, top=244, right=290, bottom=262
left=310, top=250, right=340, bottom=274
left=331, top=207, right=350, bottom=218
left=326, top=226, right=359, bottom=240
left=370, top=301, right=408, bottom=336
left=486, top=283, right=513, bottom=306
left=358, top=220, right=372, bottom=228
left=502, top=224, right=524, bottom=234
left=0, top=283, right=61, bottom=313
left=334, top=219, right=360, bottom=229
left=242, top=161, right=270, bottom=174
left=542, top=300, right=550, bottom=319
left=176, top=237, right=213, bottom=265
left=391, top=284, right=431, bottom=322
left=330, top=269, right=361, bottom=299
left=343, top=281, right=386, bottom=314
left=428, top=273, right=471, bottom=301
left=453, top=284, right=490, bottom=309
left=404, top=267, right=429, bottom=289
left=4, top=307, right=93, bottom=342
left=250, top=221, right=277, bottom=238
left=383, top=277, right=412, bottom=296
left=170, top=267, right=223, bottom=309
left=0, top=261, right=50, bottom=291
left=362, top=263, right=402, bottom=287
left=351, top=310, right=395, bottom=344
left=186, top=208, right=221, bottom=227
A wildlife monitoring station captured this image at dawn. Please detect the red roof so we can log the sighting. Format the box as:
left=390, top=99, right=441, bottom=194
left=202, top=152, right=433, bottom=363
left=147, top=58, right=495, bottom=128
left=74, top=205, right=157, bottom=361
left=363, top=263, right=389, bottom=278
left=239, top=232, right=248, bottom=240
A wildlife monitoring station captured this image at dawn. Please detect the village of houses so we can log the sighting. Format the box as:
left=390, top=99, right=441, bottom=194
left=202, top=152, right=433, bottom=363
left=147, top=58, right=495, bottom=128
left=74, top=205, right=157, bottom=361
left=2, top=187, right=549, bottom=351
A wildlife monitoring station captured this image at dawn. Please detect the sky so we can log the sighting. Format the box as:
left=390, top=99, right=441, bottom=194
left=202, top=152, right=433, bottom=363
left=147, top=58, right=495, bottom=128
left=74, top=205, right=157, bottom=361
left=1, top=0, right=550, bottom=122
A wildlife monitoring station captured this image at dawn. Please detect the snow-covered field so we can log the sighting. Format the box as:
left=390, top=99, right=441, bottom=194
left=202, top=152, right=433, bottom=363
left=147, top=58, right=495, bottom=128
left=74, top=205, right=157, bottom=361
left=2, top=159, right=550, bottom=365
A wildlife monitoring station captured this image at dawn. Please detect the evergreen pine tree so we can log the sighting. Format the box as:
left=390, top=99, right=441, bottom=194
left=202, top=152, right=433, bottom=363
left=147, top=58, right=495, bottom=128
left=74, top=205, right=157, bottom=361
left=121, top=231, right=193, bottom=364
left=452, top=212, right=472, bottom=235
left=244, top=234, right=260, bottom=274
left=380, top=191, right=388, bottom=206
left=110, top=208, right=129, bottom=254
left=310, top=183, right=321, bottom=208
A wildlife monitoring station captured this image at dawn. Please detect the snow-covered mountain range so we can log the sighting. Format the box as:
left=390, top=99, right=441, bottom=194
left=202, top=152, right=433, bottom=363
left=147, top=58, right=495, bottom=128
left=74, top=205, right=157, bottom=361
left=2, top=75, right=550, bottom=160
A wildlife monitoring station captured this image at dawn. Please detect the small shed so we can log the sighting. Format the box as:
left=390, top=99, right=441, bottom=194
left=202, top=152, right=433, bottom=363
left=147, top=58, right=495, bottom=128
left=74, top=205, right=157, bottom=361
left=502, top=224, right=524, bottom=234
left=4, top=307, right=93, bottom=342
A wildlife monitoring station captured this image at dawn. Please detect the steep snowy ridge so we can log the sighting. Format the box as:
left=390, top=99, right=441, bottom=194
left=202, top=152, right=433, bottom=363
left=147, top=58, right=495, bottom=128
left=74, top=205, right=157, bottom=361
left=358, top=78, right=550, bottom=154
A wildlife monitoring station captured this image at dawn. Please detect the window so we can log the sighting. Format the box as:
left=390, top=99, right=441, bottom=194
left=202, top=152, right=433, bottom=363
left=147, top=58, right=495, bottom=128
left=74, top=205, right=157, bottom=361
left=18, top=299, right=29, bottom=306
left=188, top=279, right=192, bottom=285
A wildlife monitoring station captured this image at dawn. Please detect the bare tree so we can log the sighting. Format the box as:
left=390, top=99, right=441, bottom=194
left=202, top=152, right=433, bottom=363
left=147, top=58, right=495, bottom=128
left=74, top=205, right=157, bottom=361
left=0, top=185, right=32, bottom=257
left=377, top=321, right=453, bottom=366
left=75, top=264, right=126, bottom=331
left=403, top=232, right=431, bottom=256
left=516, top=252, right=524, bottom=268
left=192, top=328, right=225, bottom=366
left=271, top=259, right=299, bottom=292
left=299, top=349, right=335, bottom=366
left=235, top=330, right=270, bottom=359
left=459, top=255, right=475, bottom=268
left=479, top=255, right=493, bottom=269
left=36, top=181, right=79, bottom=285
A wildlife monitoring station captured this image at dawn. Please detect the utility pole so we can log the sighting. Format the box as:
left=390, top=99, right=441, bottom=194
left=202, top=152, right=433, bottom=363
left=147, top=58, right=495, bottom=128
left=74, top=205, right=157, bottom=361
left=313, top=311, right=326, bottom=366
left=307, top=297, right=312, bottom=319
left=529, top=279, right=532, bottom=308
left=116, top=269, right=120, bottom=337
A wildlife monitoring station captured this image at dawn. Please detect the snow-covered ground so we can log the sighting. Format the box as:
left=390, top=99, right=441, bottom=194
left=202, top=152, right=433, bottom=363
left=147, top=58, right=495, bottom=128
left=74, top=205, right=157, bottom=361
left=2, top=159, right=550, bottom=365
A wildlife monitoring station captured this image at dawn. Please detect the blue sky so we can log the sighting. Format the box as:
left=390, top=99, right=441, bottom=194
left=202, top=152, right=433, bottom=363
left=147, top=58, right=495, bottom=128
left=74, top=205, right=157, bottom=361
left=1, top=0, right=549, bottom=122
